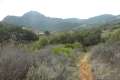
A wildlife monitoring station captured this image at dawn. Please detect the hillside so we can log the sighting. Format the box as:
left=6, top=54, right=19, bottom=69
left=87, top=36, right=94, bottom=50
left=1, top=13, right=120, bottom=80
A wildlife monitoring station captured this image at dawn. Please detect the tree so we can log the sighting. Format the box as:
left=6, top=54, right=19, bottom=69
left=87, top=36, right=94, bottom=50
left=44, top=31, right=50, bottom=36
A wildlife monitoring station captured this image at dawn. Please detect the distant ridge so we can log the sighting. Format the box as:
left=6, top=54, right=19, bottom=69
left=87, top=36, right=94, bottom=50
left=2, top=11, right=120, bottom=31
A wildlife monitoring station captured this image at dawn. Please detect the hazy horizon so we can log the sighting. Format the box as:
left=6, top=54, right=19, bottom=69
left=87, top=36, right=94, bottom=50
left=0, top=0, right=120, bottom=20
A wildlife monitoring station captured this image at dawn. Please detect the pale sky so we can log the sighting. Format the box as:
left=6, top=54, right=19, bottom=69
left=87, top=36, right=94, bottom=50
left=0, top=0, right=120, bottom=20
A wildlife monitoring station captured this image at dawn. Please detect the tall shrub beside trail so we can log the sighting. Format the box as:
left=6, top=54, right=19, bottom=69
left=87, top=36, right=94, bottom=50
left=91, top=42, right=120, bottom=80
left=0, top=46, right=33, bottom=80
left=26, top=46, right=80, bottom=80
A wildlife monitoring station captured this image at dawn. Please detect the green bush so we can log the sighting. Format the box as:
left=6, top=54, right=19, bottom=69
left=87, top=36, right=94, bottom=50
left=109, top=29, right=120, bottom=42
left=102, top=28, right=120, bottom=42
left=0, top=23, right=38, bottom=44
left=29, top=36, right=49, bottom=51
left=64, top=42, right=82, bottom=49
left=49, top=29, right=102, bottom=46
left=52, top=45, right=73, bottom=57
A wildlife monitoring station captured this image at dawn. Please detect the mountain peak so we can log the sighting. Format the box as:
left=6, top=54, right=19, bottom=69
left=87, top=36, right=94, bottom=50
left=22, top=11, right=45, bottom=18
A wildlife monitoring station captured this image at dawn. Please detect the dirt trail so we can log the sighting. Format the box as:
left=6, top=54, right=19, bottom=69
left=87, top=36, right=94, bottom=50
left=79, top=53, right=94, bottom=80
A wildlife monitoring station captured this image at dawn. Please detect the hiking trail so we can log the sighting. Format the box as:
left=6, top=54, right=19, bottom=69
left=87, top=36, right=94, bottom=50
left=79, top=53, right=94, bottom=80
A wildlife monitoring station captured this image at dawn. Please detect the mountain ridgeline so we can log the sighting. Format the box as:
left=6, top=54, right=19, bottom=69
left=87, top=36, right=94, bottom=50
left=2, top=11, right=120, bottom=31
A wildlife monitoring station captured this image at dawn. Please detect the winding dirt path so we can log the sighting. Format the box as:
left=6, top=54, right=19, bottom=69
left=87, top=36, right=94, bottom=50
left=79, top=53, right=94, bottom=80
